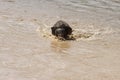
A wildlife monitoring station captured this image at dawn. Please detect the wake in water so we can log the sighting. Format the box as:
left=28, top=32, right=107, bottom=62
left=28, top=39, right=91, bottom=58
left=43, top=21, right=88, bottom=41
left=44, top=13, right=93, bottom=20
left=36, top=23, right=114, bottom=41
left=37, top=24, right=100, bottom=41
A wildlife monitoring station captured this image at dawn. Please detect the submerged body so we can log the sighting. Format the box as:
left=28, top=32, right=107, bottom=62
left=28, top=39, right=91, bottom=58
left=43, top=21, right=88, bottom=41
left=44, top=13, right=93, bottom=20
left=51, top=20, right=72, bottom=40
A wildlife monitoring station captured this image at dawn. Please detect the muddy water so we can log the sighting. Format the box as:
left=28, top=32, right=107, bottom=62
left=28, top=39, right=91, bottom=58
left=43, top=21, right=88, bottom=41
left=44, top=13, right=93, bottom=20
left=0, top=0, right=120, bottom=80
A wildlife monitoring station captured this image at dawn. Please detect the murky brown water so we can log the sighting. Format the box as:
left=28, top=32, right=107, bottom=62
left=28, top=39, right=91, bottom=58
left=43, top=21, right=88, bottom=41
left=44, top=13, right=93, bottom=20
left=0, top=0, right=120, bottom=80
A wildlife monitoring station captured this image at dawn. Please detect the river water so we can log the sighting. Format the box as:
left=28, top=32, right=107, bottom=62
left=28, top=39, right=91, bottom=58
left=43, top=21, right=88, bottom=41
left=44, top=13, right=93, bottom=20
left=0, top=0, right=120, bottom=80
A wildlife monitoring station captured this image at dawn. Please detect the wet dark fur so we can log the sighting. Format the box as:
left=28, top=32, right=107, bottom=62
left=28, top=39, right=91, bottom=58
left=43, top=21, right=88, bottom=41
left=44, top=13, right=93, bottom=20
left=51, top=20, right=72, bottom=40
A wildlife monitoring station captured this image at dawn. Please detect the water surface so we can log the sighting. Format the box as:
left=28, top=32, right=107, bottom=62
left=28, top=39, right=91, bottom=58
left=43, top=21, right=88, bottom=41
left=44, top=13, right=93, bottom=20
left=0, top=0, right=120, bottom=80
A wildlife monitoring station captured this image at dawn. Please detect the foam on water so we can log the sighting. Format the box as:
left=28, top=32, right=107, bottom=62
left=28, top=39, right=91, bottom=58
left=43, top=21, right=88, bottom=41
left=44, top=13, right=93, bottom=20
left=36, top=22, right=119, bottom=41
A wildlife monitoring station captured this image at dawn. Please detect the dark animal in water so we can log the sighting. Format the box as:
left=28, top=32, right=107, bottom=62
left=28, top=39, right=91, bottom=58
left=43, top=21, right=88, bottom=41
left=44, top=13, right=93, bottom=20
left=51, top=20, right=72, bottom=40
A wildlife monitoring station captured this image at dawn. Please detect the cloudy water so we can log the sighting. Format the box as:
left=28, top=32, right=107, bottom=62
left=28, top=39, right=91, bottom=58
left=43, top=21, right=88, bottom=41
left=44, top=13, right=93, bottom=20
left=0, top=0, right=120, bottom=80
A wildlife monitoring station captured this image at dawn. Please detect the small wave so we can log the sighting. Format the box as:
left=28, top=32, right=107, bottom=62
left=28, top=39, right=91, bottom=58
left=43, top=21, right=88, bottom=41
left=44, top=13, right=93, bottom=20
left=37, top=23, right=118, bottom=41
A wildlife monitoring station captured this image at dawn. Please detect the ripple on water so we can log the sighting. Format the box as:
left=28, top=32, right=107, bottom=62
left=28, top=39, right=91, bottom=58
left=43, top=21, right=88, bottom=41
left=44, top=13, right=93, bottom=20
left=36, top=24, right=117, bottom=41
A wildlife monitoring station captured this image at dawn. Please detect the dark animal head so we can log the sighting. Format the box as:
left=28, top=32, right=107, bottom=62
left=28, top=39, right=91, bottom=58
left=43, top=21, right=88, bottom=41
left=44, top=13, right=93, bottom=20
left=54, top=28, right=67, bottom=40
left=51, top=20, right=72, bottom=40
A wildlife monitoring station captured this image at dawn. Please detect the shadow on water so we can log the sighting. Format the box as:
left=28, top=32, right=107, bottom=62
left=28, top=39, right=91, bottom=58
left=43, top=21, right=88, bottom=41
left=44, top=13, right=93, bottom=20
left=50, top=40, right=71, bottom=54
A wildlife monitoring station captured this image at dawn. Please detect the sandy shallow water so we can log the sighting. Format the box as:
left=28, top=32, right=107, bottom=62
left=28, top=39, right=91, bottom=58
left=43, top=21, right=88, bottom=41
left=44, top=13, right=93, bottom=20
left=0, top=0, right=120, bottom=80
